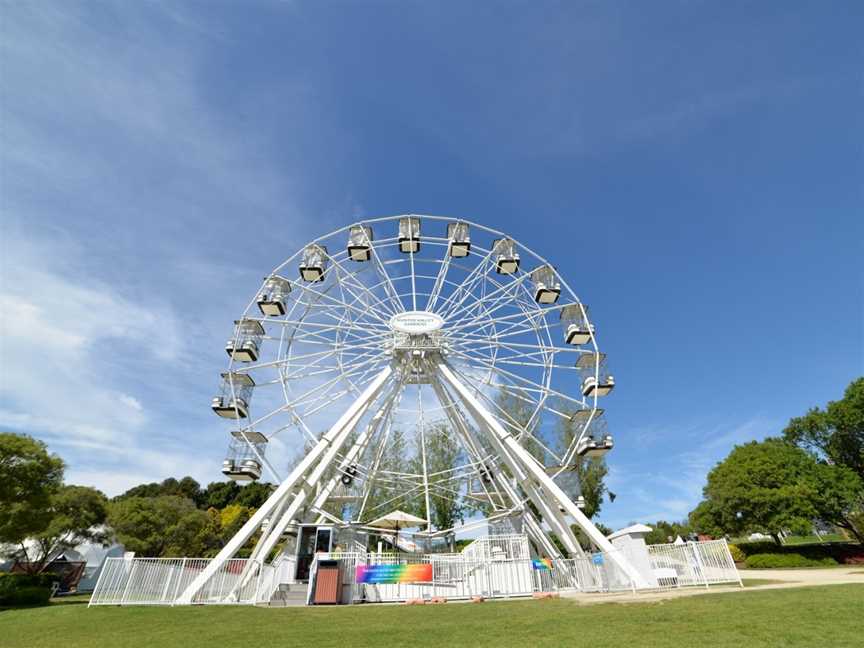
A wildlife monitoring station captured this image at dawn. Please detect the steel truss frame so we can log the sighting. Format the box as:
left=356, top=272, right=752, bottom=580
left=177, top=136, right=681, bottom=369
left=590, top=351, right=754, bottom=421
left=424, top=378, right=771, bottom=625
left=196, top=215, right=645, bottom=603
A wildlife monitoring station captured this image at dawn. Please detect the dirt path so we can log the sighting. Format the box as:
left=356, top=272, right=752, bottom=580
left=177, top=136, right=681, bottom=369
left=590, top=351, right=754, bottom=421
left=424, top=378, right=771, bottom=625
left=558, top=567, right=864, bottom=605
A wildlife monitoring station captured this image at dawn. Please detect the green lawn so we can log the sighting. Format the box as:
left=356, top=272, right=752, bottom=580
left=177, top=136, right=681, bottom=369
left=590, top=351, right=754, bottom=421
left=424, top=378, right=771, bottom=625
left=1, top=585, right=861, bottom=648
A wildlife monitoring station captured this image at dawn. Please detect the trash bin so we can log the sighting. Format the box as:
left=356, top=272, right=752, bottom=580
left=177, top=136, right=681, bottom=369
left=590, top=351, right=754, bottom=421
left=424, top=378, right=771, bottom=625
left=312, top=560, right=343, bottom=605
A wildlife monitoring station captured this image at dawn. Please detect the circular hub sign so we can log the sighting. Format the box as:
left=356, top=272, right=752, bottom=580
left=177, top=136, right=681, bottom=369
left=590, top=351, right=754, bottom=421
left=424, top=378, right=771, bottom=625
left=389, top=310, right=445, bottom=335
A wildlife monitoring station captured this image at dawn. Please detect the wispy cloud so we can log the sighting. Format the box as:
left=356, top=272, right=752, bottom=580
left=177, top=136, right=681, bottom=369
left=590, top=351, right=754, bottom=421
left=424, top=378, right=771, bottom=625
left=601, top=415, right=779, bottom=528
left=0, top=3, right=322, bottom=494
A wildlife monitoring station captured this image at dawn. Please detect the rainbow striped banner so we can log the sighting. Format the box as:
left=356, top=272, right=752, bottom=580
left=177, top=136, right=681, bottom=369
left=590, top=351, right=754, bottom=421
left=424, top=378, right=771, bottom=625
left=531, top=559, right=553, bottom=571
left=355, top=563, right=433, bottom=584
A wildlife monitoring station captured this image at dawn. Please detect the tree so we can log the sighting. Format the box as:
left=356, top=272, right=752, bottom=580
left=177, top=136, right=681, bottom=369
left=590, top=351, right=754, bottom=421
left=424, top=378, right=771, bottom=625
left=688, top=438, right=862, bottom=543
left=643, top=520, right=692, bottom=545
left=232, top=482, right=274, bottom=509
left=362, top=427, right=422, bottom=521
left=203, top=481, right=241, bottom=510
left=809, top=461, right=864, bottom=543
left=554, top=410, right=610, bottom=519
left=115, top=476, right=205, bottom=508
left=494, top=388, right=539, bottom=458
left=107, top=496, right=219, bottom=557
left=784, top=377, right=864, bottom=480
left=13, top=485, right=109, bottom=574
left=0, top=433, right=64, bottom=545
left=416, top=422, right=464, bottom=531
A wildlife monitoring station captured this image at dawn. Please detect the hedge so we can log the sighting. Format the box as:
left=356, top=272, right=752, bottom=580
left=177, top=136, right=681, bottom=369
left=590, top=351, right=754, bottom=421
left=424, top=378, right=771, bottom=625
left=0, top=573, right=56, bottom=607
left=744, top=553, right=839, bottom=569
left=733, top=541, right=863, bottom=564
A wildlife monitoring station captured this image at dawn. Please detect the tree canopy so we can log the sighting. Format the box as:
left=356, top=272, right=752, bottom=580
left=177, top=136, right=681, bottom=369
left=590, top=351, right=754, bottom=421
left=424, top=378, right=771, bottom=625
left=688, top=438, right=863, bottom=542
left=0, top=432, right=65, bottom=545
left=784, top=377, right=864, bottom=481
left=13, top=485, right=109, bottom=574
left=107, top=495, right=220, bottom=557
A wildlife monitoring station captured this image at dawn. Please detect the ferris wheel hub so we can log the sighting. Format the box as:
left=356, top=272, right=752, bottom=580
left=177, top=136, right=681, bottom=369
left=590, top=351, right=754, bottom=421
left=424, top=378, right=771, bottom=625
left=388, top=310, right=445, bottom=335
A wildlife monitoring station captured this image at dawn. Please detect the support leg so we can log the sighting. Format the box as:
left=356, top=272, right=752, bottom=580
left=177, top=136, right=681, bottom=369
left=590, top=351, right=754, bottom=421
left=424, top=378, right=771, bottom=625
left=436, top=362, right=647, bottom=587
left=177, top=366, right=393, bottom=603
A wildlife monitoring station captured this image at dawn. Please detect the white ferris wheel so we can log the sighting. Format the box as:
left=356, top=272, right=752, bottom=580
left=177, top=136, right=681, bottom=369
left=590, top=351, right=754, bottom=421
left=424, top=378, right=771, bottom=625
left=184, top=214, right=637, bottom=600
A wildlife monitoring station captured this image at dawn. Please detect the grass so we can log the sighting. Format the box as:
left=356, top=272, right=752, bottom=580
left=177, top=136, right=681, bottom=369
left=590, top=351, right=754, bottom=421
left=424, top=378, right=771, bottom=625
left=1, top=585, right=862, bottom=648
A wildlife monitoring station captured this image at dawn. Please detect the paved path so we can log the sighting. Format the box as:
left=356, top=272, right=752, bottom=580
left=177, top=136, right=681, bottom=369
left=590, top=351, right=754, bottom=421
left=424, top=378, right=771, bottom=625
left=558, top=567, right=863, bottom=605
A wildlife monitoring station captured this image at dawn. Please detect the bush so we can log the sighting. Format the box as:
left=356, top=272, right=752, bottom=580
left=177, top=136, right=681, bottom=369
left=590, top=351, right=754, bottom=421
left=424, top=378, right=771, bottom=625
left=0, top=573, right=56, bottom=607
left=734, top=540, right=863, bottom=564
left=744, top=553, right=838, bottom=569
left=728, top=543, right=746, bottom=563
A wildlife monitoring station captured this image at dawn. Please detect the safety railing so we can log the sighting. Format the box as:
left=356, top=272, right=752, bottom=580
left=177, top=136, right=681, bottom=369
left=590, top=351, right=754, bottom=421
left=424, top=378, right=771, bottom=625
left=647, top=539, right=742, bottom=589
left=89, top=557, right=271, bottom=606
left=460, top=534, right=531, bottom=561
left=89, top=538, right=739, bottom=606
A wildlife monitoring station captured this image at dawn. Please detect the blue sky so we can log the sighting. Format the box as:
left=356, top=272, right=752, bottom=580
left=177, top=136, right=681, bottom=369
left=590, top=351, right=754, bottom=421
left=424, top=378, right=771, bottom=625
left=1, top=2, right=862, bottom=530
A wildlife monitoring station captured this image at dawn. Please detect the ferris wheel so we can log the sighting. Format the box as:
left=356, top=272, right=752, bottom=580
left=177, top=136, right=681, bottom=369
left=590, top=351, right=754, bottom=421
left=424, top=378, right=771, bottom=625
left=183, top=214, right=639, bottom=601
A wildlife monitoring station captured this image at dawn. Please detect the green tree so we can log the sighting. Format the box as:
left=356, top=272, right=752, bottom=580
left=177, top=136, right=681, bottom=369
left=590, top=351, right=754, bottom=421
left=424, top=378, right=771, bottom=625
left=13, top=485, right=109, bottom=574
left=115, top=476, right=205, bottom=507
left=494, top=388, right=540, bottom=458
left=784, top=378, right=864, bottom=481
left=108, top=496, right=219, bottom=557
left=687, top=439, right=860, bottom=543
left=203, top=481, right=241, bottom=509
left=416, top=422, right=464, bottom=531
left=643, top=520, right=692, bottom=545
left=233, top=482, right=274, bottom=509
left=362, top=427, right=421, bottom=521
left=809, top=461, right=864, bottom=543
left=555, top=410, right=610, bottom=519
left=0, top=432, right=65, bottom=545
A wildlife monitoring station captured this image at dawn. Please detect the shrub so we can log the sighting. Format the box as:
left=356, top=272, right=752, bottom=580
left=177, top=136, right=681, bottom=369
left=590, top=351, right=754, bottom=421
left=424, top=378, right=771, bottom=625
left=728, top=543, right=746, bottom=563
left=0, top=573, right=56, bottom=607
left=734, top=540, right=862, bottom=564
left=744, top=553, right=838, bottom=569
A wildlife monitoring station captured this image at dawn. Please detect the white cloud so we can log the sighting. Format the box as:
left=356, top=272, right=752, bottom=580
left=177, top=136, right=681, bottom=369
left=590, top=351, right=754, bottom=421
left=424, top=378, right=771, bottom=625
left=0, top=4, right=323, bottom=496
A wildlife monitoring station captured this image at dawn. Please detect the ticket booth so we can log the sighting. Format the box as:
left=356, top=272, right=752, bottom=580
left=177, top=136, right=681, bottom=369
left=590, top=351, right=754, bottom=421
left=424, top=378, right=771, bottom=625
left=294, top=525, right=334, bottom=582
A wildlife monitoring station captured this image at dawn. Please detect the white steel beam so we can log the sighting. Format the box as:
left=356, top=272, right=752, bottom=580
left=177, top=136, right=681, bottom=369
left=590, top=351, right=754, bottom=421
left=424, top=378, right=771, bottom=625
left=436, top=362, right=647, bottom=587
left=177, top=366, right=393, bottom=604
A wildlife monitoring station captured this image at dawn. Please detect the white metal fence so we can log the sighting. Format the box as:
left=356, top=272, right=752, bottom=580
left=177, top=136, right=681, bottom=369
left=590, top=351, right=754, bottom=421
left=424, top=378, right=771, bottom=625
left=89, top=557, right=272, bottom=606
left=89, top=538, right=739, bottom=606
left=647, top=539, right=742, bottom=589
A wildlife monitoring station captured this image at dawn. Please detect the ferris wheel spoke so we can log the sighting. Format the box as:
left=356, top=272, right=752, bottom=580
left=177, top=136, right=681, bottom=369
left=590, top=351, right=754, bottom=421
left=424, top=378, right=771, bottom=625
left=328, top=257, right=401, bottom=321
left=424, top=246, right=453, bottom=311
left=362, top=230, right=408, bottom=314
left=435, top=243, right=498, bottom=318
left=442, top=263, right=532, bottom=324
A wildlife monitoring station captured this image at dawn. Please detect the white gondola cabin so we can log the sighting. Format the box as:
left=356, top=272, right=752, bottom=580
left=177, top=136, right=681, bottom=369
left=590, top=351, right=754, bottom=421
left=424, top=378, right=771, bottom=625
left=576, top=352, right=615, bottom=397
left=532, top=265, right=561, bottom=304
left=222, top=430, right=267, bottom=482
left=398, top=216, right=420, bottom=253
left=560, top=304, right=594, bottom=345
left=299, top=244, right=328, bottom=282
left=575, top=434, right=614, bottom=458
left=493, top=238, right=520, bottom=274
left=256, top=276, right=291, bottom=316
left=447, top=221, right=471, bottom=257
left=347, top=225, right=373, bottom=261
left=225, top=319, right=265, bottom=362
left=211, top=372, right=255, bottom=419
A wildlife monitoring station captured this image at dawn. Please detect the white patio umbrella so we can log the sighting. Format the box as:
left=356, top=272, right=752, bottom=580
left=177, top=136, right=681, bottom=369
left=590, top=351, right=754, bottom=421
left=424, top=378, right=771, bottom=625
left=368, top=510, right=428, bottom=550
